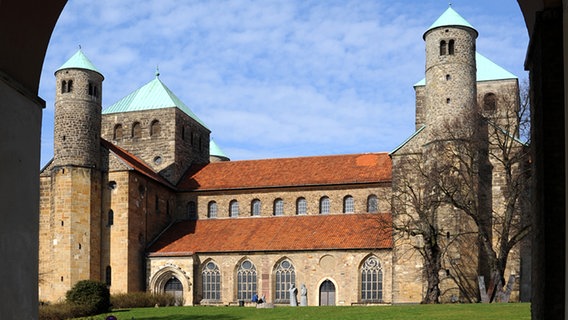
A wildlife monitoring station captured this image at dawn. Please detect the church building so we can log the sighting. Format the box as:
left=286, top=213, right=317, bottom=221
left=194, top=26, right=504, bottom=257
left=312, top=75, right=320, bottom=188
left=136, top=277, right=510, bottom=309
left=39, top=7, right=528, bottom=306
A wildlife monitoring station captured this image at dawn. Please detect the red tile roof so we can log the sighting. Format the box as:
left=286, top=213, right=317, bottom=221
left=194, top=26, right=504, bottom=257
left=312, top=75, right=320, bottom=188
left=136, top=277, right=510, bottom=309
left=178, top=153, right=392, bottom=191
left=148, top=213, right=392, bottom=256
left=101, top=139, right=174, bottom=188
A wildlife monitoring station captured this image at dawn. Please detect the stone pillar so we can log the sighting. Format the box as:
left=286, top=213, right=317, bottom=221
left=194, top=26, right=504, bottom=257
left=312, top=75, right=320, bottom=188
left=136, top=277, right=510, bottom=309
left=0, top=73, right=43, bottom=320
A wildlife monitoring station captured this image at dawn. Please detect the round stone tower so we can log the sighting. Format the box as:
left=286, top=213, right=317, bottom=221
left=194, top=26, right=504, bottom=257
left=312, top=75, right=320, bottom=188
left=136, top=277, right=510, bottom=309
left=53, top=49, right=104, bottom=168
left=423, top=6, right=478, bottom=138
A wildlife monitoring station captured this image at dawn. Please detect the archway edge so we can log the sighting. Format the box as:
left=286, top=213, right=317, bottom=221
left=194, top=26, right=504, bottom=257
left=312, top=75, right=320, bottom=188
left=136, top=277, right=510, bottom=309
left=0, top=0, right=67, bottom=94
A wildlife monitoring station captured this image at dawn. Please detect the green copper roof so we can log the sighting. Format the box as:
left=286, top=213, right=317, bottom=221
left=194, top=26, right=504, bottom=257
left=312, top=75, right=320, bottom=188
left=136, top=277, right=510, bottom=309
left=425, top=6, right=476, bottom=38
left=57, top=49, right=102, bottom=76
left=102, top=75, right=209, bottom=129
left=210, top=139, right=230, bottom=159
left=414, top=52, right=517, bottom=86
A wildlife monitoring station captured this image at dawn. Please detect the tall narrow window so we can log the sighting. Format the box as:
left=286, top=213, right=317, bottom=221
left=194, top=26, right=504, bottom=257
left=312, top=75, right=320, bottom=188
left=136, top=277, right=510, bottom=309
left=202, top=261, right=221, bottom=301
left=273, top=198, right=284, bottom=216
left=360, top=256, right=383, bottom=302
left=251, top=199, right=261, bottom=216
left=61, top=80, right=67, bottom=93
left=230, top=200, right=239, bottom=217
left=320, top=196, right=330, bottom=214
left=208, top=201, right=218, bottom=218
left=107, top=210, right=114, bottom=226
left=150, top=120, right=161, bottom=137
left=187, top=201, right=197, bottom=220
left=274, top=260, right=296, bottom=303
left=440, top=40, right=447, bottom=55
left=367, top=195, right=378, bottom=213
left=113, top=124, right=123, bottom=140
left=105, top=266, right=112, bottom=286
left=483, top=93, right=497, bottom=111
left=343, top=195, right=354, bottom=213
left=68, top=80, right=73, bottom=92
left=296, top=198, right=307, bottom=215
left=132, top=122, right=142, bottom=139
left=237, top=260, right=257, bottom=301
left=448, top=39, right=455, bottom=55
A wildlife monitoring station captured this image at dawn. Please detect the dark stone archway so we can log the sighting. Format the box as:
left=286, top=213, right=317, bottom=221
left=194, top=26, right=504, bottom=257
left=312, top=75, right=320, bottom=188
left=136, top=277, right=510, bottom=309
left=0, top=1, right=66, bottom=319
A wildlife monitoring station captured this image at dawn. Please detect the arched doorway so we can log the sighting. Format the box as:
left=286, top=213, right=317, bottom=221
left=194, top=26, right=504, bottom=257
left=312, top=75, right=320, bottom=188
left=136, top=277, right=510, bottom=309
left=319, top=280, right=335, bottom=306
left=164, top=277, right=183, bottom=301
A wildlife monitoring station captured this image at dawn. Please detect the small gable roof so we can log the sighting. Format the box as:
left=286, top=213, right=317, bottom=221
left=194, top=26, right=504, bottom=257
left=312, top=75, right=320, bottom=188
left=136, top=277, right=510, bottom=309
left=148, top=213, right=393, bottom=256
left=102, top=76, right=208, bottom=129
left=178, top=153, right=392, bottom=191
left=57, top=49, right=103, bottom=77
left=101, top=139, right=174, bottom=188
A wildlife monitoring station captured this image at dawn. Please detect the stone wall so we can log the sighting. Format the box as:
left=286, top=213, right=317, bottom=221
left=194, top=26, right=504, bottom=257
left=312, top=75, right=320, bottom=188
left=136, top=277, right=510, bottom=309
left=176, top=183, right=391, bottom=220
left=101, top=108, right=210, bottom=185
left=53, top=68, right=103, bottom=168
left=148, top=249, right=392, bottom=306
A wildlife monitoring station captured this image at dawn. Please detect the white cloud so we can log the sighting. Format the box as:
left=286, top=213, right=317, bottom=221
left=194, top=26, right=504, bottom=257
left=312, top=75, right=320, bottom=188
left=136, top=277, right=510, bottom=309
left=39, top=0, right=529, bottom=166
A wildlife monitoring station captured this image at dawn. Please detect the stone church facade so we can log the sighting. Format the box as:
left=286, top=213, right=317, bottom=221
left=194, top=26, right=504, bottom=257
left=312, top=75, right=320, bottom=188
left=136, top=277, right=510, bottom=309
left=39, top=7, right=529, bottom=306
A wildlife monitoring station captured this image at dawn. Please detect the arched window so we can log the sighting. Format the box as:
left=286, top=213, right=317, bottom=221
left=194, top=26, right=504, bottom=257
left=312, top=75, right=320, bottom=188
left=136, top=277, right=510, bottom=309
left=150, top=120, right=161, bottom=137
left=107, top=210, right=114, bottom=226
left=164, top=277, right=183, bottom=301
left=273, top=198, right=284, bottom=216
left=61, top=80, right=68, bottom=93
left=208, top=201, right=217, bottom=218
left=483, top=93, right=497, bottom=111
left=319, top=196, right=330, bottom=214
left=367, top=195, right=378, bottom=213
left=251, top=199, right=261, bottom=216
left=360, top=256, right=383, bottom=302
left=274, top=259, right=296, bottom=303
left=105, top=266, right=111, bottom=286
left=88, top=82, right=98, bottom=97
left=296, top=198, right=307, bottom=215
left=132, top=122, right=142, bottom=139
left=237, top=260, right=257, bottom=301
left=113, top=124, right=123, bottom=140
left=202, top=261, right=221, bottom=301
left=440, top=40, right=447, bottom=56
left=448, top=39, right=455, bottom=55
left=187, top=201, right=197, bottom=220
left=343, top=195, right=354, bottom=213
left=230, top=200, right=239, bottom=217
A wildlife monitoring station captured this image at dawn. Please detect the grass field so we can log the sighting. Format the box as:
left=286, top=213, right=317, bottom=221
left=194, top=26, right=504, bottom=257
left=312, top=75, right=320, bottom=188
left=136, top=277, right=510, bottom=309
left=81, top=303, right=530, bottom=320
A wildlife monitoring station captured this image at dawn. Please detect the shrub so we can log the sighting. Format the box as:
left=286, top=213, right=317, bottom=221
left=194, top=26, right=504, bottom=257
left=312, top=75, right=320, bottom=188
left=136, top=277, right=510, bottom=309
left=111, top=291, right=181, bottom=309
left=65, top=280, right=110, bottom=315
left=39, top=301, right=93, bottom=320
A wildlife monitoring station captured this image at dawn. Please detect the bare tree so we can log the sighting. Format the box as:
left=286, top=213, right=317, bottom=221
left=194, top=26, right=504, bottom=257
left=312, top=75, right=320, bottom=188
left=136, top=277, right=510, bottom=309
left=433, top=80, right=531, bottom=302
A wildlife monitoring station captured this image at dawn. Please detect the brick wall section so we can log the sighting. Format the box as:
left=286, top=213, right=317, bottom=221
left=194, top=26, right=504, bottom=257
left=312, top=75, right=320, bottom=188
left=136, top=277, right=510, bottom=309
left=101, top=108, right=210, bottom=185
left=100, top=170, right=175, bottom=294
left=39, top=166, right=101, bottom=302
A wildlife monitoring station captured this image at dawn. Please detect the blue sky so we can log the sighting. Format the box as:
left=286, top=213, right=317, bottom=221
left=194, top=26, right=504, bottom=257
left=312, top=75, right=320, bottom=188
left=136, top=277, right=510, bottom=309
left=39, top=1, right=528, bottom=167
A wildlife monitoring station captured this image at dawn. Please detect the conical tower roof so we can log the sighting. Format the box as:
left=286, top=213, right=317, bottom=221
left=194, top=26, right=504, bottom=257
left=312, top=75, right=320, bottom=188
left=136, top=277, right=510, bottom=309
left=102, top=74, right=208, bottom=129
left=210, top=139, right=230, bottom=161
left=56, top=49, right=103, bottom=77
left=424, top=6, right=477, bottom=39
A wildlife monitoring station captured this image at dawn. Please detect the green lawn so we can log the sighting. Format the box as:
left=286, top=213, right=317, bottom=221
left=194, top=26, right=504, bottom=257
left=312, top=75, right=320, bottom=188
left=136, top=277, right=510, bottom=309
left=82, top=303, right=530, bottom=320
